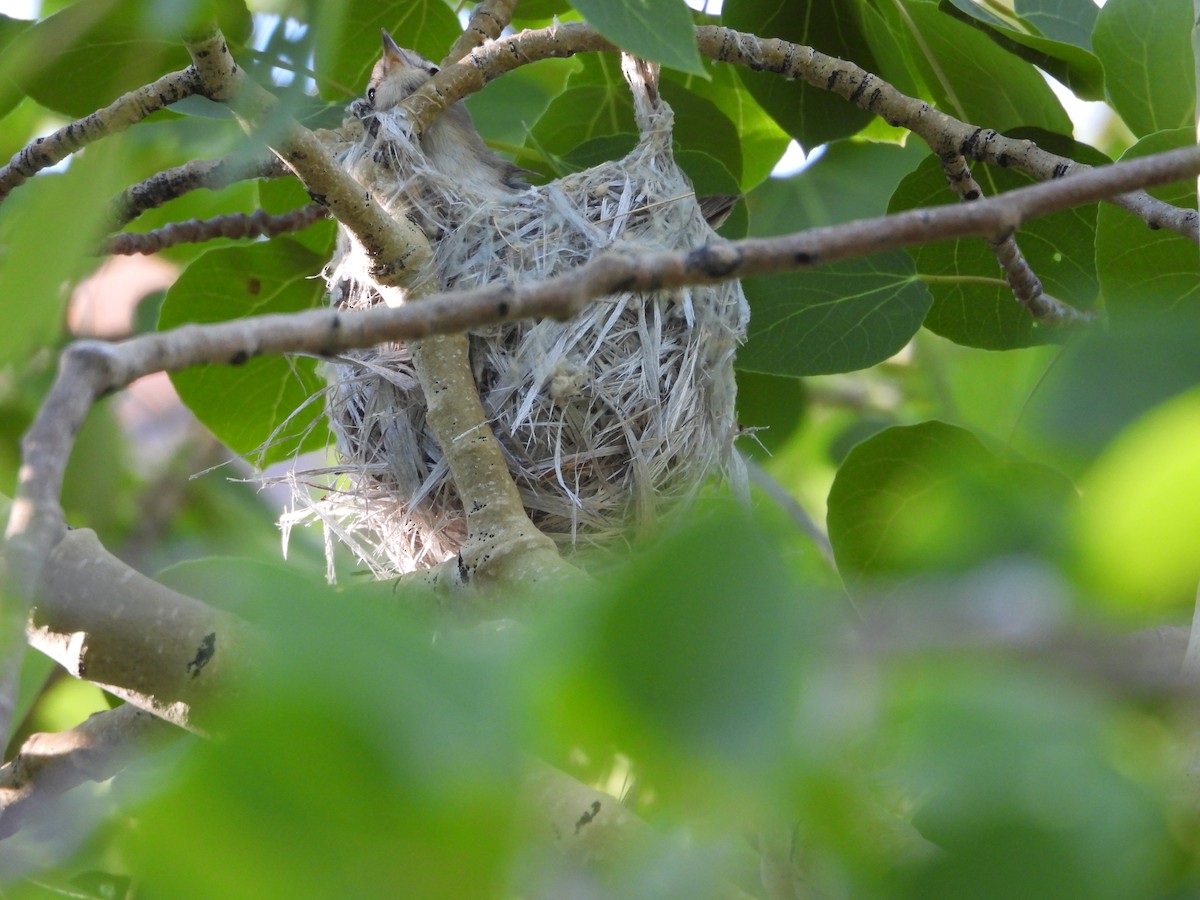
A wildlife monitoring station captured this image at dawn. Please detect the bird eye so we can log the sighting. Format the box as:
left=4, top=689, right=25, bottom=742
left=427, top=66, right=438, bottom=76
left=367, top=87, right=376, bottom=104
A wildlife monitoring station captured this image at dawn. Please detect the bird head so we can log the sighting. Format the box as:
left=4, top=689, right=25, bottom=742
left=366, top=30, right=440, bottom=111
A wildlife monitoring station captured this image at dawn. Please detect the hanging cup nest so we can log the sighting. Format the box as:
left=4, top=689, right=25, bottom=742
left=283, top=56, right=748, bottom=577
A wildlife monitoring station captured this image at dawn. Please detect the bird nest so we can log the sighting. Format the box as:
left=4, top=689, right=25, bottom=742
left=281, top=57, right=748, bottom=577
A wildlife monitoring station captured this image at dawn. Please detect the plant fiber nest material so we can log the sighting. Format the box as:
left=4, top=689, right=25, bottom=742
left=283, top=57, right=748, bottom=577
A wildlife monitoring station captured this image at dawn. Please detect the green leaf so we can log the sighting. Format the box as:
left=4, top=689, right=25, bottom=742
left=312, top=0, right=462, bottom=101
left=158, top=239, right=330, bottom=465
left=827, top=421, right=1075, bottom=578
left=937, top=0, right=1104, bottom=101
left=1093, top=0, right=1195, bottom=137
left=258, top=176, right=337, bottom=256
left=529, top=83, right=637, bottom=158
left=1097, top=129, right=1199, bottom=325
left=747, top=138, right=929, bottom=231
left=738, top=251, right=932, bottom=376
left=0, top=13, right=33, bottom=120
left=661, top=79, right=743, bottom=182
left=665, top=60, right=791, bottom=190
left=877, top=0, right=1072, bottom=134
left=675, top=149, right=748, bottom=238
left=722, top=0, right=879, bottom=147
left=10, top=0, right=251, bottom=119
left=1014, top=0, right=1099, bottom=50
left=571, top=0, right=706, bottom=76
left=887, top=132, right=1104, bottom=350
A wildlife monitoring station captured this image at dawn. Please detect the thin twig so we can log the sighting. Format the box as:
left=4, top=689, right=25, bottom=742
left=108, top=153, right=289, bottom=229
left=102, top=204, right=329, bottom=255
left=938, top=153, right=1093, bottom=325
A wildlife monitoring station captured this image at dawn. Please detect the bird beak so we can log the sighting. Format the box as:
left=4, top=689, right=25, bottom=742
left=380, top=29, right=404, bottom=65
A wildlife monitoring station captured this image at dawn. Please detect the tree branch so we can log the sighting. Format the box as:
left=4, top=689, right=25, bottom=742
left=938, top=153, right=1092, bottom=325
left=398, top=22, right=1198, bottom=243
left=0, top=68, right=200, bottom=203
left=0, top=704, right=181, bottom=841
left=442, top=0, right=519, bottom=67
left=107, top=152, right=289, bottom=229
left=102, top=204, right=328, bottom=255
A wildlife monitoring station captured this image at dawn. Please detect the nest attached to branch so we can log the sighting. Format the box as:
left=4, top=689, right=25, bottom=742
left=282, top=57, right=748, bottom=577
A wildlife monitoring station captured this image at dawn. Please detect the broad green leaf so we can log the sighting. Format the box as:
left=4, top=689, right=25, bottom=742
left=1093, top=0, right=1194, bottom=137
left=1097, top=129, right=1199, bottom=324
left=158, top=239, right=330, bottom=465
left=10, top=0, right=251, bottom=119
left=675, top=149, right=747, bottom=238
left=666, top=60, right=791, bottom=189
left=878, top=0, right=1072, bottom=134
left=722, top=0, right=879, bottom=148
left=312, top=0, right=461, bottom=101
left=1015, top=0, right=1098, bottom=50
left=529, top=84, right=637, bottom=157
left=571, top=0, right=706, bottom=77
left=826, top=420, right=1075, bottom=577
left=0, top=13, right=32, bottom=120
left=735, top=370, right=808, bottom=459
left=747, top=138, right=929, bottom=231
left=464, top=56, right=576, bottom=149
left=258, top=175, right=337, bottom=256
left=661, top=79, right=743, bottom=182
left=937, top=0, right=1104, bottom=100
left=737, top=251, right=932, bottom=376
left=887, top=132, right=1104, bottom=350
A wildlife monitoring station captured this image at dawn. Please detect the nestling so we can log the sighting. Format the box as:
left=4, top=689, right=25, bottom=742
left=364, top=29, right=529, bottom=192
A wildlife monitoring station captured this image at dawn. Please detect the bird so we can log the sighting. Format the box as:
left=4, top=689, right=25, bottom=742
left=363, top=29, right=530, bottom=193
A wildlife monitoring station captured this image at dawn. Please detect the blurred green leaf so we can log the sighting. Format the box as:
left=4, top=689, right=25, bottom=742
left=571, top=0, right=706, bottom=76
left=723, top=0, right=879, bottom=148
left=827, top=421, right=1075, bottom=577
left=312, top=0, right=461, bottom=101
left=10, top=0, right=251, bottom=119
left=887, top=133, right=1104, bottom=349
left=599, top=506, right=807, bottom=762
left=891, top=665, right=1172, bottom=899
left=0, top=142, right=130, bottom=365
left=158, top=238, right=330, bottom=465
left=129, top=588, right=521, bottom=900
left=738, top=251, right=931, bottom=376
left=675, top=149, right=747, bottom=238
left=937, top=0, right=1104, bottom=100
left=1093, top=0, right=1194, bottom=137
left=258, top=175, right=336, bottom=256
left=1073, top=387, right=1200, bottom=614
left=1014, top=0, right=1099, bottom=50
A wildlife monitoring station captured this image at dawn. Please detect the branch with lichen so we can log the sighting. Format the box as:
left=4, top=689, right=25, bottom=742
left=400, top=22, right=1197, bottom=243
left=102, top=203, right=328, bottom=255
left=442, top=0, right=519, bottom=67
left=0, top=67, right=201, bottom=203
left=107, top=152, right=289, bottom=229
